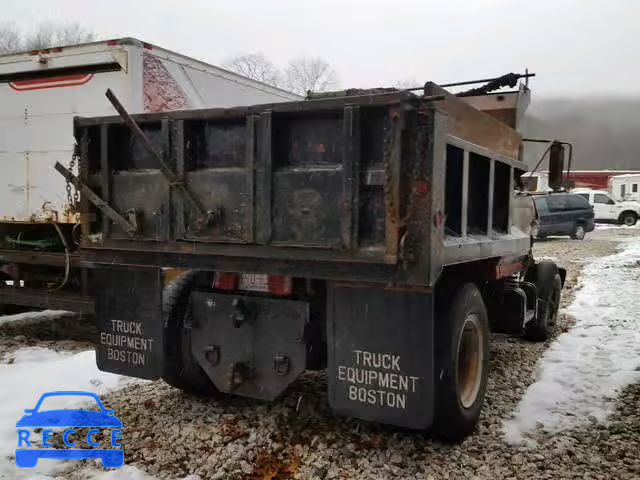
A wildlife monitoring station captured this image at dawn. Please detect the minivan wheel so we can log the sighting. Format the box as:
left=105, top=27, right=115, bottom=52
left=570, top=223, right=586, bottom=240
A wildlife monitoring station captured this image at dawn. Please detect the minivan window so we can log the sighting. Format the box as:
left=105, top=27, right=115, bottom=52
left=545, top=195, right=570, bottom=212
left=533, top=197, right=548, bottom=213
left=567, top=195, right=590, bottom=209
left=576, top=193, right=589, bottom=201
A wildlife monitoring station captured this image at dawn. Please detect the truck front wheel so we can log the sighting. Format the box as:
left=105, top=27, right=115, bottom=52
left=162, top=271, right=221, bottom=397
left=433, top=283, right=489, bottom=441
left=524, top=261, right=562, bottom=341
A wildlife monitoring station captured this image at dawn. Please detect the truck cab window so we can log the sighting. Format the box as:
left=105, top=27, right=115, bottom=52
left=594, top=193, right=614, bottom=205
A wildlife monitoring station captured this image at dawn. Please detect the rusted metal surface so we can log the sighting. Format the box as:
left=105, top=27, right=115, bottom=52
left=454, top=72, right=534, bottom=96
left=0, top=249, right=81, bottom=267
left=383, top=108, right=403, bottom=263
left=0, top=286, right=94, bottom=313
left=424, top=82, right=523, bottom=160
left=74, top=88, right=532, bottom=287
left=54, top=161, right=137, bottom=235
left=75, top=92, right=439, bottom=127
left=105, top=89, right=206, bottom=218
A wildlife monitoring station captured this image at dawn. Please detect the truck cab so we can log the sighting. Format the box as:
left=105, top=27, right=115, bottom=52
left=573, top=189, right=640, bottom=226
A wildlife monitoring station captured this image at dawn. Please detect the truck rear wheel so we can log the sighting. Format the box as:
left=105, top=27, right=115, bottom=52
left=162, top=271, right=221, bottom=397
left=524, top=262, right=562, bottom=341
left=619, top=211, right=638, bottom=226
left=433, top=283, right=489, bottom=441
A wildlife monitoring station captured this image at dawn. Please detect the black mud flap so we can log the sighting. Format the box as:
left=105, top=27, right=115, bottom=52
left=94, top=268, right=163, bottom=379
left=189, top=292, right=308, bottom=400
left=328, top=285, right=434, bottom=430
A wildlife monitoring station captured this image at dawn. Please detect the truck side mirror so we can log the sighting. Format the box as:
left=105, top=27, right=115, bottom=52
left=548, top=141, right=565, bottom=191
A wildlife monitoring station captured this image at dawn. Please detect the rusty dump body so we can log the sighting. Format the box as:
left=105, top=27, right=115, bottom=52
left=68, top=80, right=553, bottom=437
left=74, top=82, right=531, bottom=286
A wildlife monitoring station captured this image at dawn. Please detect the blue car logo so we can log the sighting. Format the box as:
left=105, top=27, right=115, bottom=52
left=15, top=391, right=123, bottom=468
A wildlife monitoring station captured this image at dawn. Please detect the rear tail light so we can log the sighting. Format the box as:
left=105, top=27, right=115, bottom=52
left=213, top=272, right=292, bottom=296
left=267, top=275, right=293, bottom=296
left=213, top=272, right=237, bottom=290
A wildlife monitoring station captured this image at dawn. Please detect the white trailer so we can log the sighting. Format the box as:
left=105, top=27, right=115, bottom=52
left=0, top=37, right=301, bottom=223
left=0, top=38, right=300, bottom=313
left=609, top=174, right=640, bottom=201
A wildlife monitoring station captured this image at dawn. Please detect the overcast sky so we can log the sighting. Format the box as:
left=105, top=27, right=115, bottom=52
left=3, top=0, right=639, bottom=97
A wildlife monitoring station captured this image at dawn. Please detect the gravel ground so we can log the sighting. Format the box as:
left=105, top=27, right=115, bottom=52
left=2, top=227, right=639, bottom=479
left=0, top=311, right=94, bottom=362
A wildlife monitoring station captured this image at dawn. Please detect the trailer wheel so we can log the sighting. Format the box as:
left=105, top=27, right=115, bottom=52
left=524, top=261, right=562, bottom=341
left=162, top=271, right=220, bottom=397
left=433, top=283, right=489, bottom=441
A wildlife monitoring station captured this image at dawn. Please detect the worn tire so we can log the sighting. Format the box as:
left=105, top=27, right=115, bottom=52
left=570, top=223, right=586, bottom=240
left=162, top=271, right=220, bottom=396
left=524, top=262, right=562, bottom=341
left=619, top=211, right=638, bottom=226
left=433, top=283, right=489, bottom=441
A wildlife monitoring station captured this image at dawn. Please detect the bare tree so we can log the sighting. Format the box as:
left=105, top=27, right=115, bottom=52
left=0, top=21, right=96, bottom=54
left=0, top=22, right=22, bottom=54
left=224, top=53, right=282, bottom=87
left=284, top=57, right=338, bottom=95
left=23, top=21, right=96, bottom=50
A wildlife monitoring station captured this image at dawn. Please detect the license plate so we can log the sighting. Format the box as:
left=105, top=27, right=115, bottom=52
left=238, top=274, right=270, bottom=292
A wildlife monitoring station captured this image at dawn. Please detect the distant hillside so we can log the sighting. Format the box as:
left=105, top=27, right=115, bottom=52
left=521, top=98, right=640, bottom=170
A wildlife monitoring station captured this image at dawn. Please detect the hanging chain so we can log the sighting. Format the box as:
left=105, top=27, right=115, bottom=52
left=66, top=144, right=81, bottom=213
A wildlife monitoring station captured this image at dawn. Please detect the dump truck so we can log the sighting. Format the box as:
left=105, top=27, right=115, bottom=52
left=60, top=75, right=564, bottom=440
left=0, top=37, right=300, bottom=313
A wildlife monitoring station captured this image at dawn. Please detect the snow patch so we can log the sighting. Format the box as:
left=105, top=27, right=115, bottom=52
left=88, top=465, right=201, bottom=479
left=595, top=222, right=640, bottom=230
left=0, top=309, right=71, bottom=326
left=534, top=255, right=559, bottom=263
left=0, top=348, right=139, bottom=479
left=4, top=347, right=74, bottom=365
left=504, top=239, right=640, bottom=444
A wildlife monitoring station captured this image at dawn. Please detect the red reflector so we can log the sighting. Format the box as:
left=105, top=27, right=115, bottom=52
left=142, top=42, right=153, bottom=50
left=51, top=47, right=63, bottom=53
left=106, top=40, right=119, bottom=46
left=268, top=276, right=292, bottom=296
left=433, top=210, right=444, bottom=228
left=415, top=180, right=429, bottom=196
left=213, top=272, right=237, bottom=290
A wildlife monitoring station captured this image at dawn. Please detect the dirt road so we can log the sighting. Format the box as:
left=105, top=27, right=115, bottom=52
left=1, top=226, right=638, bottom=479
